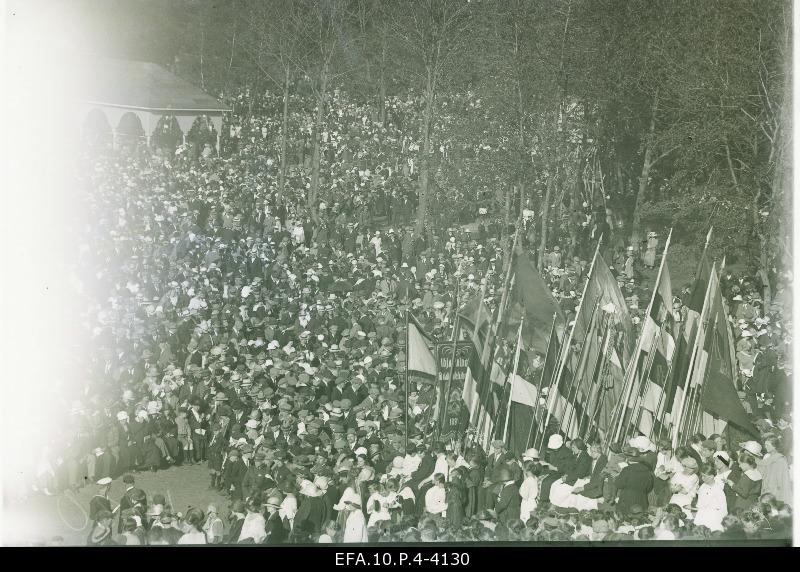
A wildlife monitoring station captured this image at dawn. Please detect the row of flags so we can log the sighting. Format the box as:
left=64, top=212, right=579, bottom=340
left=404, top=227, right=759, bottom=455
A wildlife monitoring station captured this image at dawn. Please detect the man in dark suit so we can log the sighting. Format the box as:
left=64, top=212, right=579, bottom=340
left=480, top=440, right=513, bottom=511
left=224, top=501, right=246, bottom=544
left=494, top=468, right=521, bottom=524
left=264, top=496, right=288, bottom=544
left=572, top=442, right=608, bottom=499
left=117, top=474, right=146, bottom=533
left=89, top=478, right=113, bottom=523
left=223, top=449, right=248, bottom=501
left=614, top=447, right=655, bottom=515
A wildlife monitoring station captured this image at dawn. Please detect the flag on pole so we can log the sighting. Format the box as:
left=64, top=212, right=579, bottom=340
left=407, top=313, right=437, bottom=380
left=549, top=252, right=634, bottom=440
left=699, top=268, right=759, bottom=436
left=620, top=230, right=676, bottom=439
left=504, top=252, right=566, bottom=354
left=662, top=232, right=713, bottom=440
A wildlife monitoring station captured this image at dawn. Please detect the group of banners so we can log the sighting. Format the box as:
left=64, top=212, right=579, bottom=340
left=404, top=229, right=758, bottom=454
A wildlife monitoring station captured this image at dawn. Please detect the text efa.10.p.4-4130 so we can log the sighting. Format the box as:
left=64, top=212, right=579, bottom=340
left=335, top=553, right=471, bottom=566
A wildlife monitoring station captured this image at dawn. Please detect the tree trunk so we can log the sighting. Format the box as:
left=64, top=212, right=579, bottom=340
left=379, top=27, right=387, bottom=126
left=310, top=60, right=329, bottom=215
left=631, top=88, right=659, bottom=250
left=537, top=171, right=554, bottom=272
left=278, top=65, right=290, bottom=199
left=415, top=68, right=435, bottom=234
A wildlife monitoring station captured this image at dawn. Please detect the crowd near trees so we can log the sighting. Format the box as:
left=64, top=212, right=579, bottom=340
left=82, top=0, right=791, bottom=287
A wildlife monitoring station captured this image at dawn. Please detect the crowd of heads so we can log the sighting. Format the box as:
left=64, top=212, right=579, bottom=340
left=19, top=83, right=792, bottom=544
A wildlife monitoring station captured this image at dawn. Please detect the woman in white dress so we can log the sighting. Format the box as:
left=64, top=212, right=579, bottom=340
left=692, top=463, right=727, bottom=532
left=669, top=456, right=700, bottom=518
left=519, top=462, right=540, bottom=523
left=365, top=481, right=393, bottom=528
left=238, top=498, right=267, bottom=543
left=334, top=474, right=368, bottom=543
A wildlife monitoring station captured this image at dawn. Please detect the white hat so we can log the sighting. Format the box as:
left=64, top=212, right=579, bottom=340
left=97, top=477, right=112, bottom=486
left=522, top=448, right=540, bottom=461
left=740, top=441, right=763, bottom=457
left=354, top=446, right=368, bottom=456
left=245, top=419, right=259, bottom=429
left=116, top=411, right=129, bottom=421
left=713, top=451, right=731, bottom=465
left=629, top=436, right=655, bottom=453
left=547, top=434, right=564, bottom=450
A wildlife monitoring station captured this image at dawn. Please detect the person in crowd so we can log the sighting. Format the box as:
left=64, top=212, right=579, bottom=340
left=178, top=508, right=208, bottom=544
left=692, top=463, right=728, bottom=532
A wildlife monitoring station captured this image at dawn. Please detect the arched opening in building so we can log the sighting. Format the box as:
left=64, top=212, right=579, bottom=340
left=82, top=108, right=112, bottom=149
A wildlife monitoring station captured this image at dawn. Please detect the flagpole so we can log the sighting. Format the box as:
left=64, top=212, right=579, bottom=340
left=404, top=308, right=410, bottom=454
left=647, top=356, right=675, bottom=442
left=537, top=238, right=602, bottom=451
left=527, top=312, right=558, bottom=448
left=463, top=283, right=487, bottom=451
left=687, top=279, right=721, bottom=439
left=672, top=262, right=716, bottom=448
left=681, top=266, right=718, bottom=445
left=503, top=316, right=524, bottom=443
left=474, top=228, right=519, bottom=447
left=625, top=326, right=664, bottom=442
left=561, top=298, right=602, bottom=439
left=612, top=228, right=673, bottom=444
left=578, top=314, right=613, bottom=440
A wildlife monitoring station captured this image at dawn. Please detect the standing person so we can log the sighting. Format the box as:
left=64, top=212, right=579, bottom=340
left=758, top=436, right=792, bottom=505
left=668, top=457, right=700, bottom=518
left=614, top=446, right=654, bottom=515
left=89, top=478, right=113, bottom=524
left=224, top=501, right=247, bottom=544
left=494, top=468, right=521, bottom=525
left=177, top=508, right=207, bottom=544
left=334, top=474, right=368, bottom=543
left=264, top=496, right=288, bottom=544
left=203, top=505, right=224, bottom=544
left=726, top=451, right=763, bottom=512
left=237, top=498, right=267, bottom=544
left=295, top=480, right=327, bottom=535
left=692, top=464, right=727, bottom=532
left=117, top=474, right=145, bottom=533
left=223, top=448, right=248, bottom=501
left=519, top=461, right=540, bottom=523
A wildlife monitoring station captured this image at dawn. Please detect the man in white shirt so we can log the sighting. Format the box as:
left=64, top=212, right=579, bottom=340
left=424, top=473, right=447, bottom=516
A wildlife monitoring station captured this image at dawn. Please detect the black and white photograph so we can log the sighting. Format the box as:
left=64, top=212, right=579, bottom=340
left=0, top=0, right=797, bottom=549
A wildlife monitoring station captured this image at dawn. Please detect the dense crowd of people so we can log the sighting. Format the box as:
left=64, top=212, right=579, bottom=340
left=21, top=84, right=793, bottom=544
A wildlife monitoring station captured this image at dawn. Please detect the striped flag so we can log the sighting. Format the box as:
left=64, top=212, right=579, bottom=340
left=663, top=230, right=713, bottom=444
left=458, top=296, right=502, bottom=449
left=547, top=248, right=634, bottom=442
left=618, top=230, right=676, bottom=439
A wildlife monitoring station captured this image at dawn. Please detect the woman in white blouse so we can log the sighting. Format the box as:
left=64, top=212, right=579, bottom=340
left=365, top=481, right=393, bottom=528
left=334, top=472, right=368, bottom=543
left=519, top=461, right=540, bottom=523
left=692, top=463, right=727, bottom=532
left=669, top=456, right=700, bottom=517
